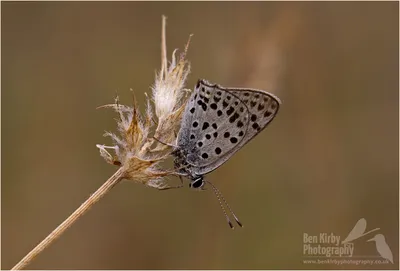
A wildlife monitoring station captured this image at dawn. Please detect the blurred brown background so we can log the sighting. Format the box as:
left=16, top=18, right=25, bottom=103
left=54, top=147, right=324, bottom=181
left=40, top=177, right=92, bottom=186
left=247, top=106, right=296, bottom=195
left=1, top=2, right=398, bottom=270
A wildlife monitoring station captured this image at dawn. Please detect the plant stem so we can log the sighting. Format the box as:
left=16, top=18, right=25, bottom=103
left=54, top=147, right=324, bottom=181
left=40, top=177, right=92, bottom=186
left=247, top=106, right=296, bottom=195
left=11, top=168, right=125, bottom=270
left=161, top=15, right=167, bottom=79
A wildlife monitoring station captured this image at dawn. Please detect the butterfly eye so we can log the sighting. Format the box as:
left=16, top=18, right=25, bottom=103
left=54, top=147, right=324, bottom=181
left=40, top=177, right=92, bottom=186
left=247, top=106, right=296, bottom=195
left=190, top=178, right=204, bottom=189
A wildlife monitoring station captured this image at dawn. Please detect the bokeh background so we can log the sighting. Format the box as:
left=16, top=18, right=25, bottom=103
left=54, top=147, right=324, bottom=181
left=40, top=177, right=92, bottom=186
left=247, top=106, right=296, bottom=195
left=2, top=2, right=398, bottom=270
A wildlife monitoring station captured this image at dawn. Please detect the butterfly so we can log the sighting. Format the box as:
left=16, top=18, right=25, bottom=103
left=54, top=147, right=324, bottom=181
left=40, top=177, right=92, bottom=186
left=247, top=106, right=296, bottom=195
left=172, top=79, right=281, bottom=228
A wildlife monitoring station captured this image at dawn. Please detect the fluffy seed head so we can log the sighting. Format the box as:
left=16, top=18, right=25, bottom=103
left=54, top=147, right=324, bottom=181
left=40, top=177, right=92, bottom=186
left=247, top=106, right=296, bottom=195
left=96, top=16, right=191, bottom=189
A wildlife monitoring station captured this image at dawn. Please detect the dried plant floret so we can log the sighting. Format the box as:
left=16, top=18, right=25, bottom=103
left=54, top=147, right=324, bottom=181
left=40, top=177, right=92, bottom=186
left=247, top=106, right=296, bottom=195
left=96, top=16, right=192, bottom=190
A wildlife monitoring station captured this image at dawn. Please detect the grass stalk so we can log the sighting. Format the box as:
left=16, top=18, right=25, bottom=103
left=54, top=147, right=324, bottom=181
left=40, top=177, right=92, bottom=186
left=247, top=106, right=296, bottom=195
left=11, top=168, right=125, bottom=270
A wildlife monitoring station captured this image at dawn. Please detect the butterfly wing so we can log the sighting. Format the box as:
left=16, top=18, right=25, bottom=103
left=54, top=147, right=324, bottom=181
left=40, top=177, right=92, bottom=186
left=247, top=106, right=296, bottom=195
left=189, top=80, right=281, bottom=176
left=177, top=80, right=250, bottom=171
left=225, top=87, right=281, bottom=148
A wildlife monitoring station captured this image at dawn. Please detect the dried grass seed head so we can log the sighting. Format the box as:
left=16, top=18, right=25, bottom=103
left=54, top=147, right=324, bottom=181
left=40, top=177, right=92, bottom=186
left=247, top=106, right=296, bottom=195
left=96, top=16, right=192, bottom=189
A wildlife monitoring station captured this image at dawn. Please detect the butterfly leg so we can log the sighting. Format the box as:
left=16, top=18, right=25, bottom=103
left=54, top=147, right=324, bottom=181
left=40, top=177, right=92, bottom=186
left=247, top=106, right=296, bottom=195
left=157, top=184, right=184, bottom=190
left=157, top=185, right=183, bottom=190
left=151, top=169, right=187, bottom=191
left=152, top=136, right=178, bottom=148
left=157, top=176, right=184, bottom=190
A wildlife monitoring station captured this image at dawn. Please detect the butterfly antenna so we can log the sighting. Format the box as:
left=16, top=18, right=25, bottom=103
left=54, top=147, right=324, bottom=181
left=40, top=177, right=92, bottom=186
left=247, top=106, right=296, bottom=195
left=206, top=181, right=243, bottom=228
left=205, top=181, right=236, bottom=229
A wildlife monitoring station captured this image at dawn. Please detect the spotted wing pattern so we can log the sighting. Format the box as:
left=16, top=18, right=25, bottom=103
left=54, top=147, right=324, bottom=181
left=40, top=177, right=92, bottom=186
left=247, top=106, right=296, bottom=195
left=177, top=80, right=250, bottom=170
left=177, top=79, right=280, bottom=176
